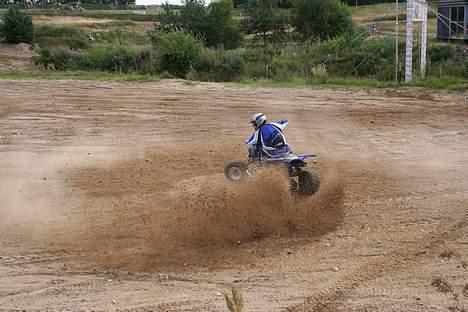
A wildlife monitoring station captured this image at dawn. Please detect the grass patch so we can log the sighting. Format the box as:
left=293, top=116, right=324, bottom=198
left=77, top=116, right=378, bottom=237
left=411, top=76, right=468, bottom=91
left=233, top=76, right=467, bottom=91
left=234, top=77, right=396, bottom=89
left=351, top=3, right=397, bottom=22
left=225, top=288, right=244, bottom=312
left=34, top=24, right=88, bottom=49
left=0, top=71, right=464, bottom=92
left=0, top=70, right=159, bottom=82
left=33, top=24, right=151, bottom=48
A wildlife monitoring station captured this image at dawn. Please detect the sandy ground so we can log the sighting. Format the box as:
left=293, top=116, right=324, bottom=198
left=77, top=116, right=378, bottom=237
left=0, top=79, right=467, bottom=311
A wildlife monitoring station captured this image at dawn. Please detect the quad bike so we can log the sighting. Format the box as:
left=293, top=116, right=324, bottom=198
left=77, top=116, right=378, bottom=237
left=224, top=153, right=321, bottom=196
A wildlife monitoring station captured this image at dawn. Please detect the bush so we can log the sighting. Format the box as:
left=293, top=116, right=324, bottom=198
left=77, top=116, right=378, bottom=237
left=0, top=21, right=4, bottom=40
left=1, top=7, right=33, bottom=44
left=429, top=44, right=455, bottom=63
left=35, top=48, right=71, bottom=70
left=35, top=46, right=156, bottom=74
left=240, top=46, right=276, bottom=79
left=328, top=37, right=397, bottom=80
left=152, top=31, right=203, bottom=77
left=215, top=49, right=245, bottom=81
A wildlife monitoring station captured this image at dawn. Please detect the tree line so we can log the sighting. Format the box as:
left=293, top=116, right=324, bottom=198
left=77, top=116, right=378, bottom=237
left=156, top=0, right=354, bottom=48
left=233, top=0, right=403, bottom=8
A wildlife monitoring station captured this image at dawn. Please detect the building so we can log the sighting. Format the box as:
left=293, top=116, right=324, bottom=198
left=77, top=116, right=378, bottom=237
left=437, top=0, right=467, bottom=40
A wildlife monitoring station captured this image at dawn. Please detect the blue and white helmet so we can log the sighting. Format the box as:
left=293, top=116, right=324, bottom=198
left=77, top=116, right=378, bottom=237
left=251, top=113, right=267, bottom=129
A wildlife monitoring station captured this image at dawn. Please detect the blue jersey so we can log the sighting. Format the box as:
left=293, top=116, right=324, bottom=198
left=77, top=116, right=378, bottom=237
left=246, top=119, right=291, bottom=159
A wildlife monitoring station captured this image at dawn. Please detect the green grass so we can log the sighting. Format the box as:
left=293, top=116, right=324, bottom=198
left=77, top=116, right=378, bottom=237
left=411, top=76, right=468, bottom=91
left=233, top=76, right=467, bottom=91
left=0, top=71, right=464, bottom=92
left=34, top=25, right=88, bottom=49
left=0, top=70, right=159, bottom=82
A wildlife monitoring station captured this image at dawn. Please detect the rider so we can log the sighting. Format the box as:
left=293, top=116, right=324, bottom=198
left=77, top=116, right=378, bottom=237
left=246, top=113, right=293, bottom=161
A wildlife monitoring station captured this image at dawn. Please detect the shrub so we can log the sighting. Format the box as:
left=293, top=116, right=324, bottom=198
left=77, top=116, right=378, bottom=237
left=152, top=31, right=203, bottom=77
left=35, top=46, right=156, bottom=74
left=215, top=49, right=245, bottom=81
left=240, top=46, right=276, bottom=79
left=1, top=7, right=33, bottom=44
left=429, top=44, right=455, bottom=63
left=35, top=48, right=71, bottom=70
left=311, top=64, right=328, bottom=82
left=0, top=21, right=4, bottom=41
left=225, top=288, right=244, bottom=312
left=327, top=37, right=399, bottom=81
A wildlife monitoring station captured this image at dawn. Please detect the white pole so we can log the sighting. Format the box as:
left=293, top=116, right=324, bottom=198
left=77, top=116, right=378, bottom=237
left=420, top=0, right=428, bottom=79
left=405, top=0, right=414, bottom=82
left=395, top=0, right=399, bottom=83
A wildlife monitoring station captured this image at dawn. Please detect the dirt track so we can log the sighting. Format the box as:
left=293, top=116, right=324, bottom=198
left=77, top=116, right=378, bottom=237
left=0, top=79, right=467, bottom=311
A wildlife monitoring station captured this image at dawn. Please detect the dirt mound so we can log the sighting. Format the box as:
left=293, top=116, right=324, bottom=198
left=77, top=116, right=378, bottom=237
left=0, top=43, right=35, bottom=71
left=14, top=43, right=34, bottom=52
left=56, top=146, right=344, bottom=270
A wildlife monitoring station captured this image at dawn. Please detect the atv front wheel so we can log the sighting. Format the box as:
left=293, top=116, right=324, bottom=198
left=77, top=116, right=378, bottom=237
left=224, top=161, right=248, bottom=182
left=298, top=168, right=320, bottom=195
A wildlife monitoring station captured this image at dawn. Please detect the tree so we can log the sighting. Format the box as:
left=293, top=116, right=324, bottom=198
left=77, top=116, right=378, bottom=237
left=343, top=0, right=402, bottom=5
left=151, top=30, right=202, bottom=77
left=233, top=0, right=247, bottom=7
left=1, top=7, right=33, bottom=44
left=156, top=2, right=181, bottom=33
left=277, top=0, right=292, bottom=8
left=179, top=0, right=208, bottom=39
left=156, top=0, right=241, bottom=49
left=206, top=0, right=242, bottom=49
left=292, top=0, right=354, bottom=40
left=241, top=0, right=288, bottom=44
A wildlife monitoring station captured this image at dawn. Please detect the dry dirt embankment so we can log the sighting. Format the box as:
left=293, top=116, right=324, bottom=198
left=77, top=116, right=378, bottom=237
left=0, top=43, right=34, bottom=71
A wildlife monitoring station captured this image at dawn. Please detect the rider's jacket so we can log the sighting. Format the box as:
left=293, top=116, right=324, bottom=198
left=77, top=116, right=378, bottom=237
left=246, top=119, right=292, bottom=159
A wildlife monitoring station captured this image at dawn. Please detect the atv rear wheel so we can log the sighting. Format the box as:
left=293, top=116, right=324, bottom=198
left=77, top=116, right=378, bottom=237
left=298, top=168, right=320, bottom=195
left=224, top=161, right=248, bottom=182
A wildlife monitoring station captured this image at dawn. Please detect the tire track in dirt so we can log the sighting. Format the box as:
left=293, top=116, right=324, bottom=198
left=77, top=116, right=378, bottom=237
left=285, top=215, right=467, bottom=312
